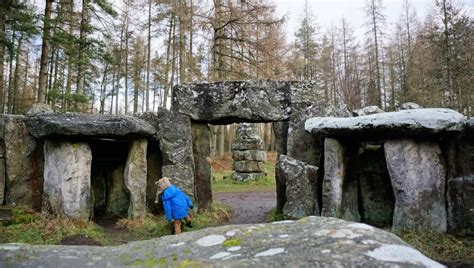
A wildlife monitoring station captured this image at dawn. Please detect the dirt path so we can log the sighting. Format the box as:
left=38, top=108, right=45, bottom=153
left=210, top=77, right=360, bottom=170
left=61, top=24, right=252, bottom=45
left=214, top=191, right=276, bottom=225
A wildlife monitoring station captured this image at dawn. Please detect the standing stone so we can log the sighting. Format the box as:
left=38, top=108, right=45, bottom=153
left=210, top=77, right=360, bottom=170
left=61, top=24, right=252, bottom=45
left=162, top=164, right=195, bottom=199
left=231, top=123, right=267, bottom=181
left=321, top=138, right=359, bottom=221
left=192, top=123, right=212, bottom=211
left=447, top=176, right=474, bottom=234
left=287, top=105, right=322, bottom=166
left=321, top=138, right=345, bottom=218
left=106, top=165, right=129, bottom=217
left=358, top=145, right=394, bottom=228
left=146, top=143, right=162, bottom=214
left=124, top=139, right=148, bottom=218
left=272, top=121, right=289, bottom=156
left=384, top=139, right=447, bottom=232
left=3, top=115, right=43, bottom=209
left=276, top=155, right=319, bottom=219
left=0, top=158, right=5, bottom=205
left=43, top=140, right=92, bottom=219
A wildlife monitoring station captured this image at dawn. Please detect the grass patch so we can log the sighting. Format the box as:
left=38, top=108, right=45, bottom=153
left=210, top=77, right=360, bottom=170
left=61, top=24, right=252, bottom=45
left=0, top=207, right=105, bottom=245
left=0, top=203, right=232, bottom=246
left=265, top=208, right=285, bottom=222
left=117, top=202, right=232, bottom=239
left=394, top=230, right=474, bottom=265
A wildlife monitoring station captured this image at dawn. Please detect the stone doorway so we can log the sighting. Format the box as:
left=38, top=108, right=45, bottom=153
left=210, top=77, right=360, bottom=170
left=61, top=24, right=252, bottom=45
left=90, top=139, right=130, bottom=219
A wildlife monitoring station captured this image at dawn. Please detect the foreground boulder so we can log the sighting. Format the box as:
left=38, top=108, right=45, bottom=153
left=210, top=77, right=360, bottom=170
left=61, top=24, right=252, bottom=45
left=0, top=217, right=443, bottom=267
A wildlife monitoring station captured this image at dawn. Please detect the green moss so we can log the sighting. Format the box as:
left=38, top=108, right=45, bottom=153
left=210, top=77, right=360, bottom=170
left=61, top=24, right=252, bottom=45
left=178, top=259, right=202, bottom=268
left=394, top=230, right=474, bottom=265
left=223, top=238, right=241, bottom=247
left=265, top=208, right=285, bottom=222
left=183, top=248, right=192, bottom=254
left=130, top=257, right=167, bottom=267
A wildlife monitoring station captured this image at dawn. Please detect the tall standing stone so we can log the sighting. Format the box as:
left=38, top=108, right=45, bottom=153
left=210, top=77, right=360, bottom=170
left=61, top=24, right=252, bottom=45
left=43, top=140, right=92, bottom=219
left=124, top=139, right=148, bottom=218
left=276, top=155, right=319, bottom=219
left=3, top=115, right=43, bottom=209
left=192, top=123, right=212, bottom=211
left=287, top=105, right=322, bottom=166
left=384, top=139, right=447, bottom=232
left=321, top=138, right=359, bottom=221
left=447, top=176, right=474, bottom=234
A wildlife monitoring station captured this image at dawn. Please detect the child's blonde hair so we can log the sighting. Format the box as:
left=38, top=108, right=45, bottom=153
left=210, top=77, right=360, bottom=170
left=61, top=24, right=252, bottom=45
left=157, top=177, right=172, bottom=192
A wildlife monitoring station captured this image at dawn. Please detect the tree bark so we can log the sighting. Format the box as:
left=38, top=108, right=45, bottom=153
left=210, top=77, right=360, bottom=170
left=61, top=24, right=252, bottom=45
left=38, top=0, right=54, bottom=104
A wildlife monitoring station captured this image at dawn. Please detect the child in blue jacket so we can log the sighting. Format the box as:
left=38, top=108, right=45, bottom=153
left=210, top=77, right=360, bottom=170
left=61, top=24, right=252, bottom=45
left=157, top=177, right=193, bottom=234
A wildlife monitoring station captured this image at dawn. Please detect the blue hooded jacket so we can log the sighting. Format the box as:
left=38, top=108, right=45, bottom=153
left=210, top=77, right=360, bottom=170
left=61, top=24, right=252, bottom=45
left=162, top=185, right=193, bottom=222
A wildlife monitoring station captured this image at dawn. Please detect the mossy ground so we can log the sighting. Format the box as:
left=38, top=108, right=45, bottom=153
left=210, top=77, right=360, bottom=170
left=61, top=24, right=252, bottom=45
left=394, top=230, right=474, bottom=266
left=0, top=203, right=232, bottom=246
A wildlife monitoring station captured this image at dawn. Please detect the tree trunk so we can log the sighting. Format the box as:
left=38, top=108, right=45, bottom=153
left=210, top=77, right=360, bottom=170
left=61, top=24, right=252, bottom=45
left=38, top=0, right=53, bottom=104
left=11, top=35, right=23, bottom=114
left=124, top=19, right=129, bottom=114
left=76, top=0, right=90, bottom=99
left=0, top=8, right=6, bottom=112
left=145, top=0, right=152, bottom=112
left=163, top=14, right=174, bottom=108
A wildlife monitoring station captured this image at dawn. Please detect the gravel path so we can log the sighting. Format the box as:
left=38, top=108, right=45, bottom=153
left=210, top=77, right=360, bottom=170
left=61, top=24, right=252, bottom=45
left=213, top=191, right=276, bottom=225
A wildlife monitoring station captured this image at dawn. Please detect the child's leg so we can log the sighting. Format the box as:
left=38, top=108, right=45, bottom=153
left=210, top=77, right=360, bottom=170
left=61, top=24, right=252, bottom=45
left=185, top=215, right=192, bottom=228
left=185, top=215, right=191, bottom=223
left=174, top=220, right=182, bottom=234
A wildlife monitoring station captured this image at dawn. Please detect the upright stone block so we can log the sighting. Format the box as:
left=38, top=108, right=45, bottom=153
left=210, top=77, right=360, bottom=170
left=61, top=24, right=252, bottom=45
left=321, top=138, right=346, bottom=218
left=287, top=105, right=323, bottom=166
left=276, top=155, right=319, bottom=219
left=162, top=164, right=195, bottom=199
left=447, top=176, right=474, bottom=234
left=4, top=115, right=43, bottom=209
left=384, top=139, right=447, bottom=232
left=192, top=123, right=212, bottom=211
left=43, top=140, right=92, bottom=219
left=321, top=138, right=359, bottom=221
left=124, top=139, right=148, bottom=218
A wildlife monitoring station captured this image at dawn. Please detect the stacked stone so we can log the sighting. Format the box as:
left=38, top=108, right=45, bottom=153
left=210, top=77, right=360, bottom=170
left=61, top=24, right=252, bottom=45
left=231, top=123, right=267, bottom=181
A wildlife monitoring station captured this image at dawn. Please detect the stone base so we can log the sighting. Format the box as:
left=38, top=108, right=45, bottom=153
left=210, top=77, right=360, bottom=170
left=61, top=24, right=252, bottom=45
left=232, top=172, right=265, bottom=181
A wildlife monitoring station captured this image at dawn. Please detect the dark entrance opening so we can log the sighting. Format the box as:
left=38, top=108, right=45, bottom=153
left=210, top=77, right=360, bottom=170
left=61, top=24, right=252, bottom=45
left=90, top=139, right=130, bottom=219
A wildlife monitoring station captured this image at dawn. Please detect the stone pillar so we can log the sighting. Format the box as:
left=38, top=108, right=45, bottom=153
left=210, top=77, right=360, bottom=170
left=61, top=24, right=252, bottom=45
left=231, top=123, right=266, bottom=181
left=3, top=115, right=43, bottom=209
left=276, top=155, right=319, bottom=219
left=162, top=164, right=195, bottom=199
left=384, top=139, right=447, bottom=232
left=272, top=121, right=288, bottom=156
left=321, top=138, right=345, bottom=218
left=192, top=123, right=212, bottom=211
left=287, top=106, right=322, bottom=166
left=447, top=176, right=474, bottom=234
left=43, top=140, right=92, bottom=219
left=0, top=143, right=5, bottom=205
left=124, top=139, right=148, bottom=218
left=321, top=138, right=359, bottom=221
